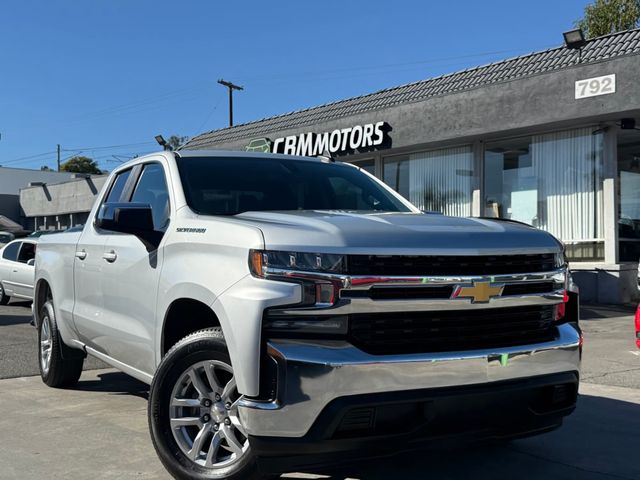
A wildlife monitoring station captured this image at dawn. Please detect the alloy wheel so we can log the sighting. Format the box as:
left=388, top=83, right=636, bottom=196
left=40, top=315, right=53, bottom=375
left=169, top=360, right=249, bottom=468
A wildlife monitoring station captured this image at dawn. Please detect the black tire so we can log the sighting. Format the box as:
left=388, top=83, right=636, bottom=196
left=0, top=283, right=9, bottom=305
left=149, top=328, right=265, bottom=480
left=38, top=300, right=84, bottom=388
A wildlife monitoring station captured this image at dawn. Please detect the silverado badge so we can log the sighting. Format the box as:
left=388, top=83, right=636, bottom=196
left=452, top=280, right=504, bottom=303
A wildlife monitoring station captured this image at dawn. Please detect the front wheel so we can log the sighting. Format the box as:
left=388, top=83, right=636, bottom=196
left=149, top=328, right=264, bottom=480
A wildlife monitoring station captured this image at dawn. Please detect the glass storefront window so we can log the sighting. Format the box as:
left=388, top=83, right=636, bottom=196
left=617, top=125, right=640, bottom=262
left=383, top=146, right=473, bottom=216
left=484, top=128, right=604, bottom=261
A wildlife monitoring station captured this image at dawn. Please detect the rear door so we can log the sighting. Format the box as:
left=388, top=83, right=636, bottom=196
left=73, top=167, right=135, bottom=347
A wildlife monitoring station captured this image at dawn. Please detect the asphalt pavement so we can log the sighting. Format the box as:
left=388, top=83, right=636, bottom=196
left=0, top=370, right=638, bottom=480
left=580, top=304, right=640, bottom=389
left=0, top=299, right=639, bottom=479
left=0, top=300, right=106, bottom=379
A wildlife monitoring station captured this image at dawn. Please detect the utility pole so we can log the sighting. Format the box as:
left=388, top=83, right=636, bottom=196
left=57, top=144, right=61, bottom=171
left=217, top=79, right=243, bottom=127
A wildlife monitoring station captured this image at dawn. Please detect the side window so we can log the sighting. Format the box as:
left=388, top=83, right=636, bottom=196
left=2, top=242, right=21, bottom=262
left=131, top=163, right=170, bottom=231
left=17, top=242, right=36, bottom=264
left=105, top=169, right=132, bottom=204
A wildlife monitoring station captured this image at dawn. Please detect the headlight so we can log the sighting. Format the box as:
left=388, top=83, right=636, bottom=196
left=249, top=249, right=345, bottom=277
left=249, top=249, right=345, bottom=306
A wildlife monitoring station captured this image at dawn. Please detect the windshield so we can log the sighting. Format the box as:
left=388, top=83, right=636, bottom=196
left=176, top=156, right=411, bottom=216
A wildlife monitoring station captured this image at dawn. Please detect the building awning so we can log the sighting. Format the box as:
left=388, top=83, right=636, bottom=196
left=0, top=215, right=28, bottom=235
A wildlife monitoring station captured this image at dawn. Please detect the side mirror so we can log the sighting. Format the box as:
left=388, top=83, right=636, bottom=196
left=96, top=202, right=161, bottom=251
left=27, top=258, right=35, bottom=266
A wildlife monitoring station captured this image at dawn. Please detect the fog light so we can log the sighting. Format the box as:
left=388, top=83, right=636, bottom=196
left=264, top=315, right=349, bottom=335
left=552, top=384, right=570, bottom=405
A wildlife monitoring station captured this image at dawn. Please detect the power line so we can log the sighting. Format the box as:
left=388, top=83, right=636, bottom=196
left=25, top=86, right=209, bottom=132
left=195, top=90, right=225, bottom=134
left=60, top=85, right=208, bottom=123
left=1, top=150, right=58, bottom=166
left=2, top=143, right=157, bottom=169
left=242, top=59, right=495, bottom=86
left=234, top=45, right=556, bottom=84
left=61, top=141, right=157, bottom=151
left=92, top=151, right=154, bottom=161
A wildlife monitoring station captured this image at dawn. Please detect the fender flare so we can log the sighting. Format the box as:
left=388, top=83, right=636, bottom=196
left=33, top=274, right=77, bottom=347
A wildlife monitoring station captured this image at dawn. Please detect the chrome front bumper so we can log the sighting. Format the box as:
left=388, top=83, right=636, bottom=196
left=238, top=323, right=581, bottom=438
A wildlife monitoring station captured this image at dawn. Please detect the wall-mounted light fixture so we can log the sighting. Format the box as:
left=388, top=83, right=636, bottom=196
left=563, top=28, right=587, bottom=49
left=155, top=135, right=169, bottom=150
left=563, top=28, right=587, bottom=63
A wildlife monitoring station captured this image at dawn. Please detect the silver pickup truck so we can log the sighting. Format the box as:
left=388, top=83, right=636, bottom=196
left=34, top=150, right=581, bottom=480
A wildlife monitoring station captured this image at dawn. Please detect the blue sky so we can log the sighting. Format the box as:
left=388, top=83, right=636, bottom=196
left=0, top=0, right=591, bottom=171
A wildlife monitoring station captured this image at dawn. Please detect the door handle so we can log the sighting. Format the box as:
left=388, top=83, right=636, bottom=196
left=75, top=250, right=87, bottom=260
left=102, top=250, right=117, bottom=263
left=12, top=269, right=18, bottom=273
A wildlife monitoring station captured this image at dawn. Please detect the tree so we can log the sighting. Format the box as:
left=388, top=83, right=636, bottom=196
left=40, top=165, right=52, bottom=171
left=166, top=135, right=189, bottom=150
left=576, top=0, right=640, bottom=38
left=60, top=156, right=102, bottom=174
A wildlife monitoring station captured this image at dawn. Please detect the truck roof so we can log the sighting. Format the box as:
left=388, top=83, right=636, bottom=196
left=175, top=149, right=324, bottom=163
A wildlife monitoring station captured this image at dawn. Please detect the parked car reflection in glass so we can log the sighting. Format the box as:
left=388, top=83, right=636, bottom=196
left=0, top=231, right=15, bottom=247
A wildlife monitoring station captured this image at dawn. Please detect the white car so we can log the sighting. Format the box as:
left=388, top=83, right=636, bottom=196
left=0, top=238, right=37, bottom=304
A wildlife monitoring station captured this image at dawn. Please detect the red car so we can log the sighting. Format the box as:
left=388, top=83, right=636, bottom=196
left=636, top=304, right=640, bottom=348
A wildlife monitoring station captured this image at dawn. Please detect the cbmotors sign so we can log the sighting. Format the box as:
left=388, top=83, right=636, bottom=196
left=245, top=121, right=390, bottom=156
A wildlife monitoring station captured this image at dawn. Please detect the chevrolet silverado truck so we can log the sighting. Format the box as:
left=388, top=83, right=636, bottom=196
left=34, top=150, right=581, bottom=480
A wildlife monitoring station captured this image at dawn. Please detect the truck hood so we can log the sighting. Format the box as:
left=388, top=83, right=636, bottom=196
left=233, top=211, right=561, bottom=255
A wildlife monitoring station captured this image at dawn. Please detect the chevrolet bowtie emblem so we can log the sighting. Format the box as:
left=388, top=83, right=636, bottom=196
left=452, top=281, right=504, bottom=303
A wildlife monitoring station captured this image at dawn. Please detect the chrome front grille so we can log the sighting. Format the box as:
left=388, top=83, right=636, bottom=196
left=340, top=281, right=561, bottom=301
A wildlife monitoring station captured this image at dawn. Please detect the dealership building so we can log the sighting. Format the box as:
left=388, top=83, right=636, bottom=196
left=17, top=28, right=640, bottom=303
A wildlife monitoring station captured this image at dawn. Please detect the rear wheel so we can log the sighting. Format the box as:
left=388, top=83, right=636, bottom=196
left=149, top=328, right=265, bottom=480
left=0, top=283, right=9, bottom=305
left=38, top=300, right=84, bottom=388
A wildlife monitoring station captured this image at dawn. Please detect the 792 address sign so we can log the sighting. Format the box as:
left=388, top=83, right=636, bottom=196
left=575, top=74, right=616, bottom=99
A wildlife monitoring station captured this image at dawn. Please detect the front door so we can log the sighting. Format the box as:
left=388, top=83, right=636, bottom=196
left=99, top=162, right=171, bottom=375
